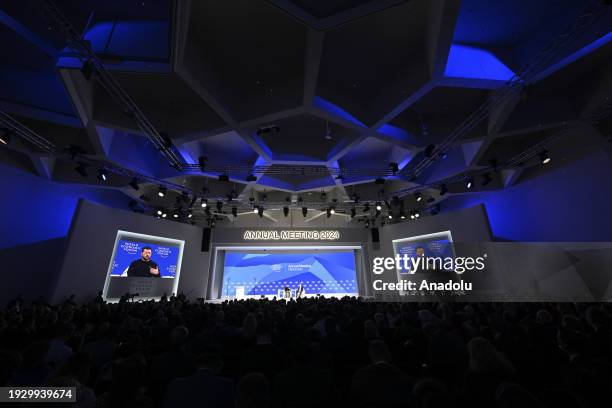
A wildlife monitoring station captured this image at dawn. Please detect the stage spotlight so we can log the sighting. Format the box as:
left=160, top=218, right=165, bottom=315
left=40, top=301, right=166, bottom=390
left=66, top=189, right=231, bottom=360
left=173, top=211, right=179, bottom=218
left=439, top=184, right=448, bottom=196
left=162, top=211, right=167, bottom=218
left=218, top=174, right=229, bottom=182
left=232, top=206, right=238, bottom=217
left=363, top=203, right=370, bottom=213
left=216, top=201, right=223, bottom=212
left=539, top=150, right=551, bottom=164
left=302, top=207, right=308, bottom=217
left=330, top=207, right=335, bottom=215
left=375, top=202, right=382, bottom=211
left=188, top=212, right=193, bottom=218
left=415, top=192, right=422, bottom=202
left=97, top=169, right=108, bottom=182
left=400, top=211, right=406, bottom=220
left=466, top=179, right=473, bottom=189
left=389, top=162, right=399, bottom=174
left=201, top=199, right=208, bottom=208
left=388, top=214, right=393, bottom=219
left=410, top=213, right=415, bottom=220
left=283, top=206, right=289, bottom=217
left=414, top=211, right=420, bottom=218
left=350, top=208, right=356, bottom=218
left=75, top=164, right=88, bottom=178
left=246, top=174, right=257, bottom=182
left=0, top=128, right=11, bottom=145
left=482, top=173, right=493, bottom=186
left=158, top=186, right=167, bottom=197
left=253, top=206, right=259, bottom=214
left=156, top=209, right=163, bottom=216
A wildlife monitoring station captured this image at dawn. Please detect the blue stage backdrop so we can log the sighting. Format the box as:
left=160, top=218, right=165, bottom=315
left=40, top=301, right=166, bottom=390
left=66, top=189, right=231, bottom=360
left=393, top=232, right=455, bottom=274
left=110, top=239, right=180, bottom=278
left=222, top=251, right=358, bottom=297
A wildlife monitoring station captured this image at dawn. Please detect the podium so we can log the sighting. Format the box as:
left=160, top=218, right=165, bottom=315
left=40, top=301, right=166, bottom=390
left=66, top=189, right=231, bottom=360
left=235, top=286, right=245, bottom=299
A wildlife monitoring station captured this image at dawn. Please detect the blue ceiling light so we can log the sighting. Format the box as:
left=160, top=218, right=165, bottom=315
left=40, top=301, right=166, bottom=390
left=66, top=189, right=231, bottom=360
left=444, top=44, right=515, bottom=82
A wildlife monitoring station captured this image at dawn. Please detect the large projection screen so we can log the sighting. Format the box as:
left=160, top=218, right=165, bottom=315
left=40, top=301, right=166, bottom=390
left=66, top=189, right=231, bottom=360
left=102, top=230, right=185, bottom=301
left=216, top=246, right=361, bottom=299
left=392, top=231, right=456, bottom=294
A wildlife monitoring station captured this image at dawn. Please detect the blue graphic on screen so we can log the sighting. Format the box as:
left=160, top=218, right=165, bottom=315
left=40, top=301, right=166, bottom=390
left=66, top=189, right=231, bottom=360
left=110, top=240, right=179, bottom=278
left=394, top=233, right=455, bottom=274
left=222, top=251, right=357, bottom=297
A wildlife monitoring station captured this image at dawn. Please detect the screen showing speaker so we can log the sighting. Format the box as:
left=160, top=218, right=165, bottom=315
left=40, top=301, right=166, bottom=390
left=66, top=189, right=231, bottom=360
left=103, top=231, right=185, bottom=301
left=392, top=231, right=455, bottom=274
left=222, top=250, right=358, bottom=298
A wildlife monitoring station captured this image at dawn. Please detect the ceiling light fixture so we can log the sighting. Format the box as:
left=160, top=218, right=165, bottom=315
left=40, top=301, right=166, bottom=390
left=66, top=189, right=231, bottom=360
left=539, top=150, right=551, bottom=164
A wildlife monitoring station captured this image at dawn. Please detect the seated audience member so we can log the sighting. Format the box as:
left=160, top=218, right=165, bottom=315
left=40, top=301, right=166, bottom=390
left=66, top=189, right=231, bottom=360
left=236, top=372, right=270, bottom=408
left=350, top=339, right=414, bottom=407
left=164, top=352, right=234, bottom=408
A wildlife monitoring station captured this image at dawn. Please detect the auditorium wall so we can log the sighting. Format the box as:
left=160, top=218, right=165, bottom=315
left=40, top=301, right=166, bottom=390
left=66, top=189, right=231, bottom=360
left=439, top=151, right=612, bottom=242
left=0, top=163, right=131, bottom=304
left=52, top=200, right=210, bottom=304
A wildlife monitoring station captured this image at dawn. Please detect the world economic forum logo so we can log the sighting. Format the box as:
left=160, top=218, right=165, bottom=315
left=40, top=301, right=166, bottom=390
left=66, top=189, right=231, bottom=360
left=155, top=246, right=172, bottom=259
left=120, top=241, right=140, bottom=255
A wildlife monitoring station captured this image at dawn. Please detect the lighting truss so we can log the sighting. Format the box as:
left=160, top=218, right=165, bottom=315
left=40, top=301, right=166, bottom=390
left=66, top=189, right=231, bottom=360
left=41, top=0, right=185, bottom=170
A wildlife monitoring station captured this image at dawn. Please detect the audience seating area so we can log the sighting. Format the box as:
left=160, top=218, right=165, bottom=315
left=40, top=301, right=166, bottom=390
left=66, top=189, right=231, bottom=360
left=1, top=295, right=611, bottom=408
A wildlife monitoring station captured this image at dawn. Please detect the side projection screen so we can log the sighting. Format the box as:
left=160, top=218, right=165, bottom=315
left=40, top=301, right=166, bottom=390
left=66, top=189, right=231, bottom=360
left=103, top=231, right=184, bottom=301
left=222, top=250, right=358, bottom=298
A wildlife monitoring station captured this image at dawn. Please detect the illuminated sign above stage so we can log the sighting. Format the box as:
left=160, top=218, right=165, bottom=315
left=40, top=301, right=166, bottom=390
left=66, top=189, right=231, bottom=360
left=243, top=230, right=340, bottom=241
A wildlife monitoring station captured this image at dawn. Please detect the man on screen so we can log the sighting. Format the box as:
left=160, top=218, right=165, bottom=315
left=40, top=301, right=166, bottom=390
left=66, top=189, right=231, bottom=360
left=127, top=247, right=160, bottom=277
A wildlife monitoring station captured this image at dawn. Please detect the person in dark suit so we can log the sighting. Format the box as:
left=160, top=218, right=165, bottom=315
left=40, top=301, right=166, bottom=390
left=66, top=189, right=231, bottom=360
left=126, top=247, right=160, bottom=277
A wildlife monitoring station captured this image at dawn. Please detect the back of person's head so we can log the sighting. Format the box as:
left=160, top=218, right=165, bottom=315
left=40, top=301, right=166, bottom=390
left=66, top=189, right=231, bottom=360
left=368, top=339, right=390, bottom=364
left=236, top=372, right=270, bottom=408
left=536, top=309, right=553, bottom=325
left=496, top=382, right=542, bottom=408
left=55, top=322, right=75, bottom=340
left=413, top=377, right=450, bottom=408
left=169, top=325, right=189, bottom=349
left=364, top=319, right=379, bottom=340
left=242, top=313, right=258, bottom=335
left=52, top=352, right=92, bottom=384
left=195, top=353, right=223, bottom=374
left=467, top=337, right=515, bottom=377
left=585, top=306, right=606, bottom=331
left=556, top=327, right=585, bottom=355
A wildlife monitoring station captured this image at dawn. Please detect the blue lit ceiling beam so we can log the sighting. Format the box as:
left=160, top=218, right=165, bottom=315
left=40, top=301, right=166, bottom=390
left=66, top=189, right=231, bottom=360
left=303, top=30, right=325, bottom=106
left=531, top=32, right=612, bottom=83
left=426, top=0, right=462, bottom=78
left=440, top=44, right=516, bottom=89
